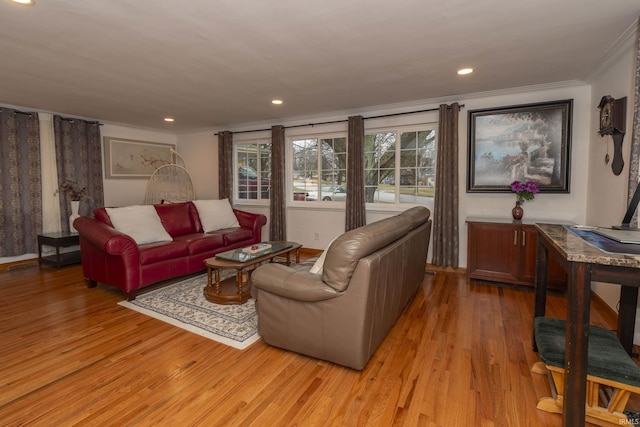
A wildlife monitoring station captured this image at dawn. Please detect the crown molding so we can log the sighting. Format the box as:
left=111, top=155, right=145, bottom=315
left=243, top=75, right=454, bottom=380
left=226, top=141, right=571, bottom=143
left=583, top=20, right=638, bottom=82
left=216, top=81, right=589, bottom=135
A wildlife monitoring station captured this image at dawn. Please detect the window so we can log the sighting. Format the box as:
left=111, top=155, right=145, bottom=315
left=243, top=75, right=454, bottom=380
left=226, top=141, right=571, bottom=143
left=292, top=136, right=346, bottom=202
left=364, top=127, right=436, bottom=204
left=235, top=142, right=271, bottom=201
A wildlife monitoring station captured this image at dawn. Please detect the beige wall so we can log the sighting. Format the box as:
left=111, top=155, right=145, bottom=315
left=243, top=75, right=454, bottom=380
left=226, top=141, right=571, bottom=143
left=586, top=29, right=637, bottom=330
left=101, top=124, right=177, bottom=207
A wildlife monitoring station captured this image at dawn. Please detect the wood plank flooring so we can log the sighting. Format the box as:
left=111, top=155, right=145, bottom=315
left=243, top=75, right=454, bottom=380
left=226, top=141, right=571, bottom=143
left=0, top=263, right=634, bottom=426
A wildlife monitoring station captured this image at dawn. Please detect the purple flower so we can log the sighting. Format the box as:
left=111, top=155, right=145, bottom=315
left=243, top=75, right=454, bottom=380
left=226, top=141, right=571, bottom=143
left=510, top=181, right=525, bottom=193
left=510, top=180, right=539, bottom=203
left=525, top=181, right=539, bottom=194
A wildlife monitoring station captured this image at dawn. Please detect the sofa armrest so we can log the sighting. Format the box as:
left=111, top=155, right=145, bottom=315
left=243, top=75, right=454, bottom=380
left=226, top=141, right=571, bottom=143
left=252, top=263, right=341, bottom=302
left=233, top=209, right=267, bottom=241
left=73, top=216, right=138, bottom=255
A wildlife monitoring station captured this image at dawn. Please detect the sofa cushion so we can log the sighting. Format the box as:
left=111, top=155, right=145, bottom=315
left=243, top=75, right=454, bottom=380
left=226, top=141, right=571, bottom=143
left=139, top=241, right=190, bottom=265
left=154, top=202, right=199, bottom=237
left=174, top=233, right=225, bottom=254
left=105, top=205, right=173, bottom=245
left=322, top=213, right=413, bottom=292
left=211, top=227, right=253, bottom=245
left=401, top=206, right=430, bottom=230
left=192, top=199, right=240, bottom=232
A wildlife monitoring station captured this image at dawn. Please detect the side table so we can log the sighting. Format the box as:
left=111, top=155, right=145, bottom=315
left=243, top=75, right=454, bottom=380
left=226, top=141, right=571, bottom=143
left=38, top=232, right=81, bottom=268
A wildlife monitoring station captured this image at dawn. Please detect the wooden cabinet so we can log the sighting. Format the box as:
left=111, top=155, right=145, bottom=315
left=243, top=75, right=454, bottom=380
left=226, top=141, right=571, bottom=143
left=466, top=219, right=567, bottom=290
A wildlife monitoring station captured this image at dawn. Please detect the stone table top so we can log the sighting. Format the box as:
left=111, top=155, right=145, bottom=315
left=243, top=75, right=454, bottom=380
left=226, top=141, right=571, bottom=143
left=535, top=223, right=640, bottom=269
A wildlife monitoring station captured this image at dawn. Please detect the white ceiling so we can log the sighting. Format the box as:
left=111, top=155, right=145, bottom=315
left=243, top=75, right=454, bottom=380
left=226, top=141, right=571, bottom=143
left=1, top=0, right=639, bottom=133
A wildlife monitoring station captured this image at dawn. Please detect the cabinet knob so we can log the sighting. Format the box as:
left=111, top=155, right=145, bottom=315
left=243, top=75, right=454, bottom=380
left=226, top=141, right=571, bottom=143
left=514, top=230, right=518, bottom=245
left=522, top=231, right=526, bottom=246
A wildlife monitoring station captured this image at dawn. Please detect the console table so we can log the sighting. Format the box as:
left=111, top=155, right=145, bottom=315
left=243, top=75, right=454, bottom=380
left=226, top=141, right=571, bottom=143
left=38, top=231, right=81, bottom=268
left=534, top=223, right=640, bottom=426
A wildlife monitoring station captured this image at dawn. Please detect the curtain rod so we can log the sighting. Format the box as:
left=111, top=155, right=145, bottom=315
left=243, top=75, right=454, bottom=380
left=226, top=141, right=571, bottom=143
left=0, top=108, right=37, bottom=116
left=58, top=116, right=103, bottom=126
left=0, top=108, right=103, bottom=126
left=214, top=103, right=464, bottom=135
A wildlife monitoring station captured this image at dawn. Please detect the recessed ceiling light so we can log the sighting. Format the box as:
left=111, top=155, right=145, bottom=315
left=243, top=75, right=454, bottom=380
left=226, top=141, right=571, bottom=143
left=272, top=99, right=283, bottom=105
left=457, top=68, right=474, bottom=75
left=164, top=117, right=174, bottom=122
left=11, top=0, right=35, bottom=5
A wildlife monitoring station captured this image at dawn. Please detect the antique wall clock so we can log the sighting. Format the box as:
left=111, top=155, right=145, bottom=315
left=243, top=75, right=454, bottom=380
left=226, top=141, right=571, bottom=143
left=597, top=95, right=627, bottom=175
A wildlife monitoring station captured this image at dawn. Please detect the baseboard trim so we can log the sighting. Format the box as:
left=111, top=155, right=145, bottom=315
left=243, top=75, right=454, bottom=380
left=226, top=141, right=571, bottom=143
left=426, top=264, right=466, bottom=275
left=1, top=258, right=39, bottom=272
left=299, top=247, right=323, bottom=256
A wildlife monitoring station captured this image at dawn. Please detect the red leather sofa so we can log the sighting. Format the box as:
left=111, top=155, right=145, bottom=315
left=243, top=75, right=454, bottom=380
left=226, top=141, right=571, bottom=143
left=73, top=201, right=267, bottom=300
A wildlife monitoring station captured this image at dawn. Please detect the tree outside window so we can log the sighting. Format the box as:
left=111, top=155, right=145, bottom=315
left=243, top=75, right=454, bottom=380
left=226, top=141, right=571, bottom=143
left=292, top=137, right=346, bottom=201
left=365, top=127, right=436, bottom=204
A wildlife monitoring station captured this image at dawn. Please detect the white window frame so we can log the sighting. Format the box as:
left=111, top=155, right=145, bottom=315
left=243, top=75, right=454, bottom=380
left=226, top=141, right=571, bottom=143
left=289, top=131, right=348, bottom=206
left=364, top=123, right=438, bottom=209
left=233, top=137, right=271, bottom=206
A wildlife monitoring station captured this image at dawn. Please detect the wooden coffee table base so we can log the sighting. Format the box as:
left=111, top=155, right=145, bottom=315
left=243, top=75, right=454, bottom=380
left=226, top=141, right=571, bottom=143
left=203, top=268, right=251, bottom=305
left=203, top=242, right=301, bottom=305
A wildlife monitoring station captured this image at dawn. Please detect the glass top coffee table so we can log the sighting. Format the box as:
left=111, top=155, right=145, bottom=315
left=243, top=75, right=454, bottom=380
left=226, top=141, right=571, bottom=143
left=203, top=241, right=301, bottom=305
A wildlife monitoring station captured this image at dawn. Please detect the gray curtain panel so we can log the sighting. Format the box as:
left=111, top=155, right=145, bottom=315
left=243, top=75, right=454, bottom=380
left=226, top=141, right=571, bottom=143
left=54, top=116, right=104, bottom=231
left=432, top=103, right=460, bottom=268
left=627, top=18, right=640, bottom=228
left=270, top=125, right=286, bottom=241
left=218, top=131, right=233, bottom=201
left=0, top=109, right=42, bottom=257
left=346, top=115, right=366, bottom=231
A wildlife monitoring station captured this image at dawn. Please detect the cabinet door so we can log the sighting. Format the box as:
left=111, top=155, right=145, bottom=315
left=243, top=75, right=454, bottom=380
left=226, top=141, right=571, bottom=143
left=520, top=226, right=538, bottom=283
left=467, top=223, right=520, bottom=283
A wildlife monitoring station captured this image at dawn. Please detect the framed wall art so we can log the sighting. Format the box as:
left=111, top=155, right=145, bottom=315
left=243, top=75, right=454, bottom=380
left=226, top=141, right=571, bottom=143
left=103, top=137, right=175, bottom=179
left=467, top=99, right=572, bottom=193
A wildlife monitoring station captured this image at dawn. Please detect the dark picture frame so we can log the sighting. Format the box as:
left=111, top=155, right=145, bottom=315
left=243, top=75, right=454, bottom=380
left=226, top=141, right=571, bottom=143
left=467, top=99, right=572, bottom=193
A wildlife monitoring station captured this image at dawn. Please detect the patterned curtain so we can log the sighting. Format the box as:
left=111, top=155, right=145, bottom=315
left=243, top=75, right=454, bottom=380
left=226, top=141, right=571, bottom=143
left=54, top=116, right=104, bottom=232
left=346, top=115, right=366, bottom=231
left=0, top=108, right=42, bottom=257
left=627, top=18, right=640, bottom=228
left=432, top=103, right=460, bottom=267
left=270, top=125, right=286, bottom=241
left=218, top=131, right=233, bottom=201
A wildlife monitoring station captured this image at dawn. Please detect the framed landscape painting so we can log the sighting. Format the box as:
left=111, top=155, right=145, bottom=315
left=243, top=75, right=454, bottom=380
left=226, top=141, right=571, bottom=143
left=467, top=99, right=572, bottom=193
left=103, top=137, right=175, bottom=179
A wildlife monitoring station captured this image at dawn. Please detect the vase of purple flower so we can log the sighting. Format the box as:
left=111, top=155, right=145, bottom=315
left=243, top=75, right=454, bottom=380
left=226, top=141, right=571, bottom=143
left=510, top=180, right=539, bottom=220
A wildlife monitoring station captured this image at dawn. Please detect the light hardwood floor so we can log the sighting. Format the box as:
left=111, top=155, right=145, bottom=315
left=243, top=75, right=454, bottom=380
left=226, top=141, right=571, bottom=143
left=0, top=262, right=635, bottom=426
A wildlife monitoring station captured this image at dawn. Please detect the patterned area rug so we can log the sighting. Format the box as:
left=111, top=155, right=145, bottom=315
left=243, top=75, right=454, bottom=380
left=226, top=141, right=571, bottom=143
left=118, top=255, right=319, bottom=350
left=118, top=273, right=260, bottom=350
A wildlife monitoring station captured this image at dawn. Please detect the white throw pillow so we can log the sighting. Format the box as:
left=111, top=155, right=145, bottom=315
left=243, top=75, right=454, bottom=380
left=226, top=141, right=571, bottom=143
left=309, top=236, right=338, bottom=274
left=106, top=205, right=173, bottom=245
left=192, top=199, right=240, bottom=232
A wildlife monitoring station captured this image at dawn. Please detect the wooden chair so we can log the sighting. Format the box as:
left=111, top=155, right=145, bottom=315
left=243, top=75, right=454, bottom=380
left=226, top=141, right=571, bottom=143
left=532, top=317, right=640, bottom=426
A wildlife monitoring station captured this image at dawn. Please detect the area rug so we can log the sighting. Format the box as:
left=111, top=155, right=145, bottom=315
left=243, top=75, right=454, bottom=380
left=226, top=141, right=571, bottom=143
left=118, top=273, right=260, bottom=350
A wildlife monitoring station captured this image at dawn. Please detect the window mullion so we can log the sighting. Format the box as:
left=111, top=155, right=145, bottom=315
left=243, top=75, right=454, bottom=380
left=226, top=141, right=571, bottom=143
left=395, top=130, right=401, bottom=204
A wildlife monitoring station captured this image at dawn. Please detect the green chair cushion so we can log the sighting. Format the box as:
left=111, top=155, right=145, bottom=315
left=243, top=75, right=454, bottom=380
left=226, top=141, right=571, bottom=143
left=534, top=317, right=640, bottom=388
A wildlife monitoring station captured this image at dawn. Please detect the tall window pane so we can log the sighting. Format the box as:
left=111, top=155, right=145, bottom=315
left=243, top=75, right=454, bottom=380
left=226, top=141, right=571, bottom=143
left=292, top=137, right=347, bottom=202
left=364, top=132, right=396, bottom=203
left=236, top=142, right=271, bottom=200
left=365, top=127, right=436, bottom=204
